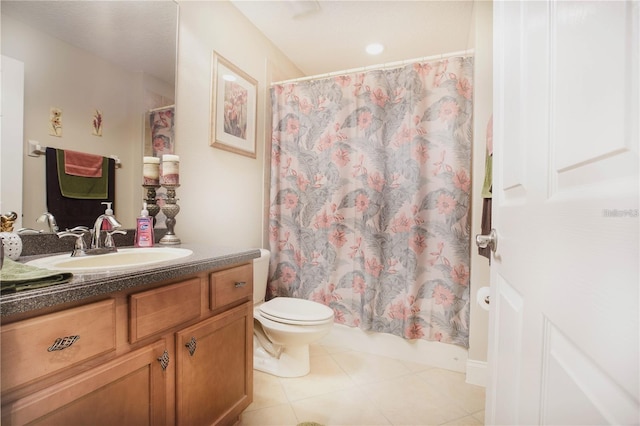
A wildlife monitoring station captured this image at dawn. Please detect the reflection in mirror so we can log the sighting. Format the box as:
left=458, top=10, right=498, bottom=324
left=1, top=1, right=178, bottom=232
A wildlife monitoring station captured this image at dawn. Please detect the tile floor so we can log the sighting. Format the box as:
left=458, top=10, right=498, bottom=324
left=240, top=342, right=486, bottom=426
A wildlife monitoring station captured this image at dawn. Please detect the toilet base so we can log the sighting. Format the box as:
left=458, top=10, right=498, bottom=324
left=253, top=336, right=311, bottom=377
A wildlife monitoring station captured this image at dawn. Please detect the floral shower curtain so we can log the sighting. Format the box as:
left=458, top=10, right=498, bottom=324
left=268, top=57, right=473, bottom=347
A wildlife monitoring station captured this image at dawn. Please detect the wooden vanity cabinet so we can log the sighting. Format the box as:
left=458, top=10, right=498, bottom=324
left=0, top=262, right=254, bottom=426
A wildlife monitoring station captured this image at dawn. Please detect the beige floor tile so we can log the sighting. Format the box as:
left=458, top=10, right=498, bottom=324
left=291, top=387, right=392, bottom=426
left=239, top=403, right=299, bottom=426
left=442, top=414, right=484, bottom=425
left=362, top=375, right=469, bottom=425
left=248, top=343, right=486, bottom=426
left=318, top=343, right=351, bottom=355
left=416, top=368, right=486, bottom=414
left=330, top=351, right=412, bottom=385
left=310, top=343, right=330, bottom=357
left=246, top=371, right=290, bottom=411
left=279, top=354, right=358, bottom=401
left=401, top=359, right=437, bottom=374
left=252, top=369, right=283, bottom=388
left=471, top=410, right=485, bottom=423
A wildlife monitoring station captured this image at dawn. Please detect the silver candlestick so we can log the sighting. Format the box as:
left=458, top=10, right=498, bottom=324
left=159, top=184, right=181, bottom=245
left=142, top=184, right=161, bottom=227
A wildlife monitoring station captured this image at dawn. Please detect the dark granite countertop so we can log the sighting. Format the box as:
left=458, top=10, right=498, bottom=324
left=1, top=244, right=261, bottom=318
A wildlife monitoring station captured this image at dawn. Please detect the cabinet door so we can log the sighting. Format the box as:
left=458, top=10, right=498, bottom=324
left=2, top=340, right=167, bottom=426
left=175, top=301, right=253, bottom=426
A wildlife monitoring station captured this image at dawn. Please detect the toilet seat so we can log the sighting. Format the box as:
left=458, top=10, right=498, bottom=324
left=258, top=297, right=334, bottom=326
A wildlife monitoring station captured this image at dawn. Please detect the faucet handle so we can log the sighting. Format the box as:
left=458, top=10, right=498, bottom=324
left=67, top=226, right=89, bottom=233
left=57, top=229, right=88, bottom=254
left=57, top=229, right=87, bottom=238
left=17, top=228, right=43, bottom=235
left=105, top=229, right=127, bottom=249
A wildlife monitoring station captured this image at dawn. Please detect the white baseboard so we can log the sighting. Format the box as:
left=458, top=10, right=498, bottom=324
left=465, top=359, right=488, bottom=387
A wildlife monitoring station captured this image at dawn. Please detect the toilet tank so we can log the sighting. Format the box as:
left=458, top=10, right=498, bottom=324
left=253, top=249, right=271, bottom=304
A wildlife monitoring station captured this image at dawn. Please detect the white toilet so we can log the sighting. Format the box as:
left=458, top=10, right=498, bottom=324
left=253, top=249, right=334, bottom=377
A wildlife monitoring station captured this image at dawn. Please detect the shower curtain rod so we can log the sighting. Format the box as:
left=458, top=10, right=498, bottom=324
left=271, top=48, right=475, bottom=86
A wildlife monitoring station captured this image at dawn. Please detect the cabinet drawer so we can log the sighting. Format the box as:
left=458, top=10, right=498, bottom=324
left=1, top=299, right=116, bottom=392
left=129, top=278, right=202, bottom=343
left=209, top=264, right=253, bottom=310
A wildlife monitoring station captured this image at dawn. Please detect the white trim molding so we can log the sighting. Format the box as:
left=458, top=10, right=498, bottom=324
left=465, top=359, right=488, bottom=387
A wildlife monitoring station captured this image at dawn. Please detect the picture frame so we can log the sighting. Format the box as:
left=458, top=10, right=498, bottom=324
left=210, top=51, right=257, bottom=158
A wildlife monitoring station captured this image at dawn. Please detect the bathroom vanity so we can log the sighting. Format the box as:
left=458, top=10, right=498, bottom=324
left=0, top=245, right=260, bottom=426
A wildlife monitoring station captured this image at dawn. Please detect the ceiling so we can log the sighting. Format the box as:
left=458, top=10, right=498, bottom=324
left=1, top=1, right=178, bottom=85
left=1, top=1, right=476, bottom=84
left=230, top=0, right=476, bottom=77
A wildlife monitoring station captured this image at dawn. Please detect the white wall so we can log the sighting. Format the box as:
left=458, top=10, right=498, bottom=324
left=1, top=15, right=172, bottom=230
left=174, top=1, right=302, bottom=248
left=1, top=55, right=24, bottom=229
left=467, top=0, right=493, bottom=386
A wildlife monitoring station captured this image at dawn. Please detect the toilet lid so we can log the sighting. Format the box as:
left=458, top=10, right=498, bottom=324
left=259, top=297, right=334, bottom=326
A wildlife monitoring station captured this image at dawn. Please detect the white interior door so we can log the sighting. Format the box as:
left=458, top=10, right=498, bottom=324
left=487, top=1, right=639, bottom=424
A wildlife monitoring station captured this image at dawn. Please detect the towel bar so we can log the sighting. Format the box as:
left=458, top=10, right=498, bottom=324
left=28, top=140, right=122, bottom=168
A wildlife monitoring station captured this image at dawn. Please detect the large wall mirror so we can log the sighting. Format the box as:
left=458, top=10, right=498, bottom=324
left=1, top=1, right=178, bottom=231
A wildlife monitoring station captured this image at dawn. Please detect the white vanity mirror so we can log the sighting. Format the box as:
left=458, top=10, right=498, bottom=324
left=1, top=1, right=178, bottom=231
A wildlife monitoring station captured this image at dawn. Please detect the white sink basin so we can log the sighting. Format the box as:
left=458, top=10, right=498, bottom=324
left=26, top=247, right=193, bottom=272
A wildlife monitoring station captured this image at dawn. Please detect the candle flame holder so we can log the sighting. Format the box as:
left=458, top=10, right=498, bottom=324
left=159, top=184, right=181, bottom=245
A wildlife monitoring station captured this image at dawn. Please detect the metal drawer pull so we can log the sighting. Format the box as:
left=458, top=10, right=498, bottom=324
left=157, top=350, right=170, bottom=370
left=234, top=281, right=247, bottom=288
left=185, top=336, right=197, bottom=356
left=48, top=335, right=80, bottom=352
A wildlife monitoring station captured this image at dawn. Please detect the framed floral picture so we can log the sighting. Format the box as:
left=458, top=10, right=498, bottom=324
left=210, top=51, right=257, bottom=158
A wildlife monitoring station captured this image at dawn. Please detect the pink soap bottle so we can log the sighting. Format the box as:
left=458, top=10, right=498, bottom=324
left=134, top=203, right=154, bottom=248
left=101, top=202, right=114, bottom=230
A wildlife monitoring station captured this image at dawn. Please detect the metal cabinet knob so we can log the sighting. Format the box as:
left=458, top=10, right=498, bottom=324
left=185, top=336, right=197, bottom=356
left=476, top=229, right=498, bottom=253
left=157, top=350, right=170, bottom=370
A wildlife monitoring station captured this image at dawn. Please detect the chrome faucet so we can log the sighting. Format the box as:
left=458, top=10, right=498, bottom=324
left=56, top=210, right=127, bottom=257
left=58, top=224, right=126, bottom=257
left=37, top=212, right=59, bottom=233
left=91, top=213, right=123, bottom=250
left=57, top=208, right=127, bottom=257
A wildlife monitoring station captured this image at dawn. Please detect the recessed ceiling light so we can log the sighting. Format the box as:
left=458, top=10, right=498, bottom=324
left=286, top=0, right=321, bottom=19
left=223, top=74, right=237, bottom=82
left=366, top=43, right=384, bottom=55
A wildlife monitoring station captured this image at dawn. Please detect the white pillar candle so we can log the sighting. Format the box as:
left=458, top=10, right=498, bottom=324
left=143, top=156, right=160, bottom=185
left=161, top=154, right=180, bottom=185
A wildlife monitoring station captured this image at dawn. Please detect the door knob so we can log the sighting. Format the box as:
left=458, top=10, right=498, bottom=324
left=476, top=229, right=497, bottom=253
